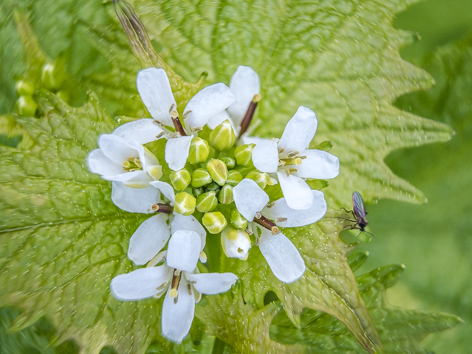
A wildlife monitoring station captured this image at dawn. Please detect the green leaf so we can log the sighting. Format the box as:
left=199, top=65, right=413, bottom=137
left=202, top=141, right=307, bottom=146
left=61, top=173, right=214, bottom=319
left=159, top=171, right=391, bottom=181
left=269, top=259, right=461, bottom=353
left=360, top=29, right=472, bottom=354
left=84, top=0, right=453, bottom=207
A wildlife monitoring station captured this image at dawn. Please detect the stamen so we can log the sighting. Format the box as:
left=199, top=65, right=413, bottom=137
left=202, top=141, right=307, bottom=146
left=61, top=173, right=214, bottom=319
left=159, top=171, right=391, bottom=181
left=253, top=214, right=280, bottom=234
left=146, top=251, right=167, bottom=268
left=266, top=202, right=275, bottom=209
left=187, top=283, right=192, bottom=295
left=123, top=157, right=142, bottom=171
left=245, top=228, right=253, bottom=235
left=287, top=151, right=300, bottom=157
left=277, top=217, right=287, bottom=222
left=278, top=147, right=285, bottom=154
left=171, top=110, right=187, bottom=136
left=151, top=203, right=173, bottom=214
left=278, top=160, right=286, bottom=167
left=183, top=110, right=192, bottom=119
left=153, top=120, right=166, bottom=129
left=156, top=132, right=166, bottom=139
left=238, top=94, right=261, bottom=139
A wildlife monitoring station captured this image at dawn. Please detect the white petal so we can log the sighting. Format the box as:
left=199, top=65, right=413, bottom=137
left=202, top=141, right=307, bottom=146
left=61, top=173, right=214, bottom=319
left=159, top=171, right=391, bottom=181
left=227, top=66, right=260, bottom=125
left=128, top=214, right=171, bottom=265
left=112, top=118, right=164, bottom=144
left=110, top=265, right=170, bottom=301
left=277, top=172, right=313, bottom=210
left=258, top=229, right=305, bottom=283
left=171, top=214, right=206, bottom=251
left=293, top=150, right=340, bottom=179
left=141, top=146, right=160, bottom=170
left=166, top=230, right=201, bottom=272
left=111, top=182, right=160, bottom=213
left=252, top=139, right=279, bottom=173
left=278, top=106, right=318, bottom=153
left=206, top=110, right=235, bottom=130
left=161, top=277, right=195, bottom=343
left=165, top=136, right=193, bottom=171
left=98, top=134, right=139, bottom=165
left=111, top=170, right=152, bottom=188
left=262, top=190, right=327, bottom=227
left=137, top=68, right=176, bottom=127
left=233, top=179, right=269, bottom=221
left=87, top=149, right=123, bottom=177
left=150, top=181, right=175, bottom=203
left=184, top=83, right=235, bottom=129
left=185, top=272, right=237, bottom=295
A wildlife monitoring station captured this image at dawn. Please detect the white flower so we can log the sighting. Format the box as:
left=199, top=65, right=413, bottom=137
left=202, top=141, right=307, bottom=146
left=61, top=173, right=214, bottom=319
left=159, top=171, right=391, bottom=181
left=110, top=230, right=237, bottom=343
left=207, top=65, right=260, bottom=137
left=111, top=181, right=206, bottom=265
left=137, top=68, right=235, bottom=171
left=87, top=119, right=164, bottom=187
left=232, top=179, right=327, bottom=283
left=250, top=106, right=340, bottom=210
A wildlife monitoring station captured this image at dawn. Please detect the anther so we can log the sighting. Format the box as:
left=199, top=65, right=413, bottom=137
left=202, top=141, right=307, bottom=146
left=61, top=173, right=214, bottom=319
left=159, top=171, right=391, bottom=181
left=183, top=110, right=192, bottom=119
left=245, top=229, right=253, bottom=235
left=266, top=202, right=275, bottom=209
left=156, top=132, right=166, bottom=139
left=288, top=151, right=300, bottom=157
left=277, top=217, right=287, bottom=222
left=153, top=120, right=166, bottom=129
left=238, top=94, right=261, bottom=139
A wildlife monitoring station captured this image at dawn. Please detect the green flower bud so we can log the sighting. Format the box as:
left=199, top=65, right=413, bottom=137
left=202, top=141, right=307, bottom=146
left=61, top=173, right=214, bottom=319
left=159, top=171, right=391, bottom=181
left=15, top=80, right=34, bottom=96
left=191, top=168, right=212, bottom=187
left=196, top=191, right=218, bottom=213
left=234, top=144, right=255, bottom=166
left=41, top=63, right=64, bottom=90
left=209, top=119, right=235, bottom=150
left=202, top=211, right=227, bottom=234
left=173, top=192, right=196, bottom=216
left=15, top=96, right=37, bottom=117
left=170, top=168, right=191, bottom=191
left=246, top=170, right=268, bottom=189
left=218, top=185, right=233, bottom=204
left=206, top=158, right=228, bottom=186
left=193, top=187, right=204, bottom=197
left=206, top=182, right=221, bottom=192
left=188, top=137, right=210, bottom=164
left=230, top=208, right=248, bottom=229
left=220, top=156, right=235, bottom=169
left=227, top=170, right=243, bottom=186
left=221, top=226, right=251, bottom=260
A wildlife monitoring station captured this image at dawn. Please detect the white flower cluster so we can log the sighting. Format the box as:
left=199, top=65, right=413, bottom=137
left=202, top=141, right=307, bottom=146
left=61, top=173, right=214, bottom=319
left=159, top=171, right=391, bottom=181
left=87, top=66, right=339, bottom=343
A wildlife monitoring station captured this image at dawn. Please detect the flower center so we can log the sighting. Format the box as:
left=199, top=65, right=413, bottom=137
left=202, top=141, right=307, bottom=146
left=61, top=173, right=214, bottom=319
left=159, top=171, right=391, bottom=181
left=123, top=156, right=142, bottom=171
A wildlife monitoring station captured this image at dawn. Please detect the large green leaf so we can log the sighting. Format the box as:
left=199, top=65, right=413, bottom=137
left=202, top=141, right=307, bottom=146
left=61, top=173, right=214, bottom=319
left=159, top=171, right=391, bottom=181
left=360, top=29, right=472, bottom=354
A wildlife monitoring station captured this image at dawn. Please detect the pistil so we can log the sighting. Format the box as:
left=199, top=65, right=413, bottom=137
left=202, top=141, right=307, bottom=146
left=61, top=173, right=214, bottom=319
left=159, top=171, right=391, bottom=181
left=171, top=110, right=187, bottom=136
left=169, top=269, right=182, bottom=304
left=238, top=94, right=261, bottom=139
left=151, top=203, right=173, bottom=214
left=253, top=214, right=280, bottom=235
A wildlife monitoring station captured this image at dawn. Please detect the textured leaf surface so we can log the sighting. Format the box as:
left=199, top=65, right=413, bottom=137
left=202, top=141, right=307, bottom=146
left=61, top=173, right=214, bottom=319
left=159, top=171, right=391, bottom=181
left=84, top=0, right=454, bottom=207
left=269, top=255, right=461, bottom=353
left=360, top=29, right=472, bottom=354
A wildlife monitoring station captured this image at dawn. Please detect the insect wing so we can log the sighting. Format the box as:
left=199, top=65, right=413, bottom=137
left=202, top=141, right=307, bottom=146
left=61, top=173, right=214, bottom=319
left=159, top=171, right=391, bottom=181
left=352, top=191, right=366, bottom=220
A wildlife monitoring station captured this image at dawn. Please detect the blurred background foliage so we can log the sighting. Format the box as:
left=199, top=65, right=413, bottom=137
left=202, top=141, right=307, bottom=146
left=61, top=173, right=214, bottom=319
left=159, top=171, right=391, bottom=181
left=0, top=0, right=471, bottom=352
left=357, top=0, right=472, bottom=353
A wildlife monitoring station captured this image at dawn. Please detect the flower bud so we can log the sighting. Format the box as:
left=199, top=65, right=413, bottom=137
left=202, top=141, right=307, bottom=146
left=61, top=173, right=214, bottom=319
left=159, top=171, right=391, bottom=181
left=226, top=170, right=243, bottom=186
left=170, top=168, right=191, bottom=191
left=246, top=170, right=268, bottom=189
left=188, top=137, right=210, bottom=164
left=230, top=208, right=248, bottom=229
left=173, top=192, right=196, bottom=216
left=41, top=62, right=64, bottom=90
left=206, top=158, right=228, bottom=186
left=15, top=80, right=34, bottom=96
left=196, top=191, right=218, bottom=213
left=218, top=185, right=233, bottom=204
left=209, top=120, right=235, bottom=150
left=221, top=226, right=251, bottom=260
left=202, top=211, right=227, bottom=234
left=220, top=156, right=235, bottom=169
left=191, top=168, right=212, bottom=188
left=234, top=144, right=255, bottom=166
left=15, top=96, right=37, bottom=117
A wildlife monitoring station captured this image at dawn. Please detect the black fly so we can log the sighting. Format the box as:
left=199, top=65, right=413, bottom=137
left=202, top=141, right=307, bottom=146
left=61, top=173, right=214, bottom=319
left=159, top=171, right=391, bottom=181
left=341, top=191, right=373, bottom=238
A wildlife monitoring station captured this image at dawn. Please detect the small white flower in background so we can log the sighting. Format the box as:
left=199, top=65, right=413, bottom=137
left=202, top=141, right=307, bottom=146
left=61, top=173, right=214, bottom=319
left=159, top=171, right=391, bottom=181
left=250, top=106, right=340, bottom=210
left=87, top=119, right=164, bottom=187
left=111, top=181, right=207, bottom=265
left=207, top=65, right=261, bottom=139
left=230, top=179, right=328, bottom=283
left=137, top=68, right=235, bottom=171
left=110, top=230, right=237, bottom=343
